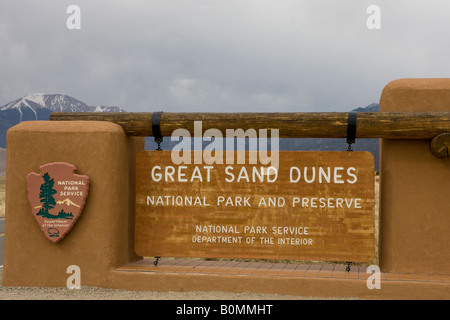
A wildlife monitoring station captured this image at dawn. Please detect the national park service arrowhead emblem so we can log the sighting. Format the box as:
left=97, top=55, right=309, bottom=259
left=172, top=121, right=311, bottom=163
left=26, top=162, right=89, bottom=243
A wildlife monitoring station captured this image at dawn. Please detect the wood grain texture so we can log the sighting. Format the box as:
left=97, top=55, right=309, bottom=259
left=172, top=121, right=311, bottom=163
left=135, top=151, right=375, bottom=262
left=50, top=111, right=450, bottom=139
left=430, top=133, right=450, bottom=157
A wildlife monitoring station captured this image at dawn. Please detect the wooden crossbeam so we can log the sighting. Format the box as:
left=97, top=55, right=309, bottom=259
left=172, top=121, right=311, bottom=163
left=49, top=111, right=450, bottom=139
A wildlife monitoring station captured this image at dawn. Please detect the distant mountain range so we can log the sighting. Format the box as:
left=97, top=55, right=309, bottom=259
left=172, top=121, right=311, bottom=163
left=0, top=94, right=380, bottom=175
left=0, top=93, right=123, bottom=148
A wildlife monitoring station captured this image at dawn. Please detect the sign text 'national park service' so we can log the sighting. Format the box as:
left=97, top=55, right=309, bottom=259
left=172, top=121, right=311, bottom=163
left=27, top=162, right=89, bottom=243
left=135, top=151, right=375, bottom=262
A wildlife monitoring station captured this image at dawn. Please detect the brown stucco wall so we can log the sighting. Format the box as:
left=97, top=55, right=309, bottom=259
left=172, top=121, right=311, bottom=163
left=379, top=78, right=450, bottom=275
left=3, top=121, right=144, bottom=287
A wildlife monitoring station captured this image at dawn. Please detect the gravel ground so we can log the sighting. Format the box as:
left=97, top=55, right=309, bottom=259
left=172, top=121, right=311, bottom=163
left=0, top=266, right=357, bottom=300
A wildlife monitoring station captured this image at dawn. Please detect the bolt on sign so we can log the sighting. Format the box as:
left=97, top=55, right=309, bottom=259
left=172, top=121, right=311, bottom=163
left=135, top=151, right=375, bottom=262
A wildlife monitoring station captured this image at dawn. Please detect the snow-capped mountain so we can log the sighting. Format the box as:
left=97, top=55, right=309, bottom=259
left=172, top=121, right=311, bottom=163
left=1, top=93, right=123, bottom=120
left=0, top=93, right=125, bottom=148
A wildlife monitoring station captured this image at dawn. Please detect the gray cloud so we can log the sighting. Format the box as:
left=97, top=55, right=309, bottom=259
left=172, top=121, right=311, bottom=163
left=1, top=1, right=450, bottom=112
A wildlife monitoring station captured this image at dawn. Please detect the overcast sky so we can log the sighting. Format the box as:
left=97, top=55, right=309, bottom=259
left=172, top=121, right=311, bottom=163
left=1, top=1, right=450, bottom=112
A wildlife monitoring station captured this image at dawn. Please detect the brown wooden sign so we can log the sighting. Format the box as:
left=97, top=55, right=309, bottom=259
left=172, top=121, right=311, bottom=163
left=135, top=151, right=375, bottom=262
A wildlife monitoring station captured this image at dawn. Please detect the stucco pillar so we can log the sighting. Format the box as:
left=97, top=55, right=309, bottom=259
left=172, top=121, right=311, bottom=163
left=379, top=78, right=450, bottom=275
left=3, top=121, right=144, bottom=287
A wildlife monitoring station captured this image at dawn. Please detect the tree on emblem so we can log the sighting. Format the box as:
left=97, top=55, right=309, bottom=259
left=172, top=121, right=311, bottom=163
left=37, top=172, right=57, bottom=218
left=36, top=172, right=74, bottom=219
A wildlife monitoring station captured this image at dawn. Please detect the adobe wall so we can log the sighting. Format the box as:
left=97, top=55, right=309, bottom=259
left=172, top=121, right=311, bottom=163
left=379, top=78, right=450, bottom=275
left=3, top=121, right=144, bottom=287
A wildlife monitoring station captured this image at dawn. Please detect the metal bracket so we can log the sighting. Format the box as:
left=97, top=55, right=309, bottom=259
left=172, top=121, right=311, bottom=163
left=152, top=111, right=163, bottom=151
left=346, top=112, right=357, bottom=151
left=345, top=262, right=352, bottom=272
